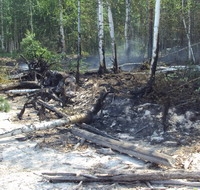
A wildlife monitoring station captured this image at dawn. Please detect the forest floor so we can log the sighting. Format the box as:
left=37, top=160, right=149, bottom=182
left=0, top=69, right=200, bottom=189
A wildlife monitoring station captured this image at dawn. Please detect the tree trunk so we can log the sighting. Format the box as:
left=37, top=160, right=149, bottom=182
left=124, top=0, right=131, bottom=61
left=148, top=0, right=153, bottom=60
left=0, top=115, right=90, bottom=139
left=182, top=0, right=195, bottom=63
left=0, top=0, right=5, bottom=50
left=152, top=180, right=200, bottom=187
left=150, top=0, right=161, bottom=79
left=29, top=0, right=33, bottom=33
left=71, top=126, right=175, bottom=167
left=5, top=89, right=41, bottom=95
left=76, top=0, right=81, bottom=84
left=42, top=170, right=200, bottom=183
left=98, top=0, right=106, bottom=74
left=107, top=1, right=118, bottom=73
left=131, top=0, right=161, bottom=98
left=0, top=91, right=110, bottom=138
left=58, top=0, right=66, bottom=53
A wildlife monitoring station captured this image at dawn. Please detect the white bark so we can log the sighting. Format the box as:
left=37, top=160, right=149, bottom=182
left=187, top=1, right=191, bottom=60
left=0, top=119, right=69, bottom=139
left=0, top=0, right=5, bottom=50
left=5, top=89, right=41, bottom=95
left=182, top=0, right=195, bottom=63
left=0, top=112, right=90, bottom=139
left=78, top=0, right=81, bottom=57
left=98, top=0, right=104, bottom=69
left=29, top=0, right=33, bottom=33
left=124, top=0, right=131, bottom=59
left=150, top=0, right=161, bottom=76
left=76, top=0, right=81, bottom=83
left=148, top=0, right=153, bottom=59
left=107, top=1, right=115, bottom=61
left=59, top=0, right=66, bottom=53
left=107, top=1, right=118, bottom=72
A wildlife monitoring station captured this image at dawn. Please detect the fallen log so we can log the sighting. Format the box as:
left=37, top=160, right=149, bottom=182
left=151, top=180, right=200, bottom=187
left=0, top=117, right=175, bottom=167
left=0, top=81, right=41, bottom=91
left=5, top=89, right=41, bottom=95
left=0, top=91, right=110, bottom=139
left=0, top=113, right=90, bottom=139
left=80, top=123, right=118, bottom=140
left=42, top=170, right=200, bottom=183
left=71, top=126, right=175, bottom=167
left=0, top=89, right=174, bottom=166
left=20, top=81, right=41, bottom=88
left=9, top=72, right=28, bottom=80
left=0, top=81, right=21, bottom=91
left=37, top=99, right=68, bottom=118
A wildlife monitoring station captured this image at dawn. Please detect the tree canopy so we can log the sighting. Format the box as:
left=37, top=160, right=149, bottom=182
left=0, top=0, right=200, bottom=63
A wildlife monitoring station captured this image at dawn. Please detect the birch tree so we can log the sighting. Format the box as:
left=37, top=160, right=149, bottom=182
left=29, top=0, right=34, bottom=33
left=150, top=0, right=161, bottom=80
left=148, top=0, right=154, bottom=59
left=182, top=0, right=195, bottom=63
left=58, top=0, right=66, bottom=53
left=124, top=0, right=131, bottom=61
left=76, top=0, right=81, bottom=83
left=107, top=0, right=118, bottom=73
left=0, top=0, right=5, bottom=50
left=98, top=0, right=106, bottom=74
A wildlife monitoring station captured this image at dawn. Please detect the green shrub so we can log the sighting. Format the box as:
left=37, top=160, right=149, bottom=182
left=20, top=30, right=52, bottom=60
left=0, top=96, right=10, bottom=112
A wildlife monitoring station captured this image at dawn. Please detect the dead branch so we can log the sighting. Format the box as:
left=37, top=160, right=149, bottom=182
left=0, top=81, right=41, bottom=92
left=8, top=73, right=28, bottom=80
left=151, top=180, right=200, bottom=187
left=37, top=99, right=68, bottom=118
left=0, top=119, right=69, bottom=138
left=0, top=114, right=88, bottom=139
left=5, top=89, right=41, bottom=95
left=0, top=81, right=21, bottom=91
left=0, top=92, right=110, bottom=138
left=70, top=126, right=175, bottom=167
left=42, top=170, right=200, bottom=183
left=80, top=123, right=118, bottom=140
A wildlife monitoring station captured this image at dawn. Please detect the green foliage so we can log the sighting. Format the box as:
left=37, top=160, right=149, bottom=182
left=49, top=53, right=65, bottom=71
left=1, top=0, right=200, bottom=61
left=20, top=30, right=52, bottom=60
left=0, top=66, right=10, bottom=83
left=68, top=59, right=89, bottom=73
left=0, top=96, right=10, bottom=112
left=181, top=66, right=200, bottom=86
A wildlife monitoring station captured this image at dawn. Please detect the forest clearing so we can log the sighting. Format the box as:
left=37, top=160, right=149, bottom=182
left=0, top=57, right=200, bottom=189
left=1, top=0, right=200, bottom=189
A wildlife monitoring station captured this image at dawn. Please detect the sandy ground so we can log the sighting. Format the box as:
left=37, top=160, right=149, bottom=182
left=0, top=80, right=200, bottom=189
left=0, top=102, right=146, bottom=190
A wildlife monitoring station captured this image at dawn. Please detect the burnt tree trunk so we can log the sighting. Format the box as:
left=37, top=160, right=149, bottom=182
left=113, top=43, right=119, bottom=73
left=42, top=170, right=200, bottom=183
left=71, top=126, right=175, bottom=167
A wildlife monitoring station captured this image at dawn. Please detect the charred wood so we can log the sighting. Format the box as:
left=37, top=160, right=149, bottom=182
left=5, top=89, right=41, bottom=95
left=151, top=180, right=200, bottom=187
left=37, top=99, right=68, bottom=118
left=78, top=123, right=118, bottom=140
left=70, top=126, right=175, bottom=167
left=42, top=170, right=200, bottom=183
left=0, top=91, right=110, bottom=138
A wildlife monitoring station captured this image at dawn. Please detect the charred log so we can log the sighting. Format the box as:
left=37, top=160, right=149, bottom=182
left=71, top=126, right=175, bottom=167
left=42, top=170, right=200, bottom=183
